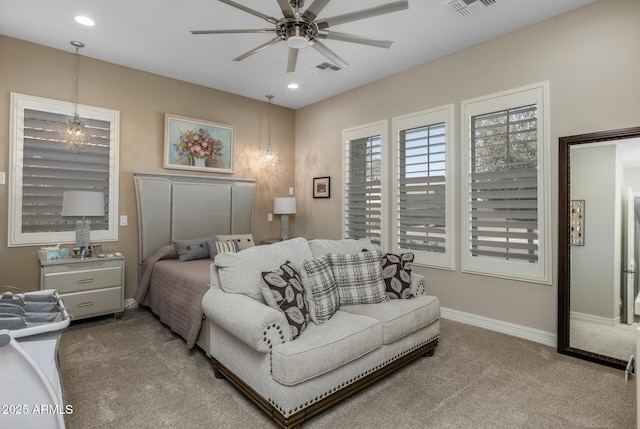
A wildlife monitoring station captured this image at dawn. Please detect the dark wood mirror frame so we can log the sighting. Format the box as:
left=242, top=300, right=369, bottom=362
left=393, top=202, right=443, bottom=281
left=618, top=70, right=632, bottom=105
left=558, top=126, right=640, bottom=370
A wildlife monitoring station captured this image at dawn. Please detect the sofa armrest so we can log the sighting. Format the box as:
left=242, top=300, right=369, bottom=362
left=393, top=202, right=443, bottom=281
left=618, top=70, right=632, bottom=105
left=410, top=273, right=427, bottom=297
left=202, top=287, right=290, bottom=353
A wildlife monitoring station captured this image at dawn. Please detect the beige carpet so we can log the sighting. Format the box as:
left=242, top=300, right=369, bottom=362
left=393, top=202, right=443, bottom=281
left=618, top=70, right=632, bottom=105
left=58, top=307, right=636, bottom=429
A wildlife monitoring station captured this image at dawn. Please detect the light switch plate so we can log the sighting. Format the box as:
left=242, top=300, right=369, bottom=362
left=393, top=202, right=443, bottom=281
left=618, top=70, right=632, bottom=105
left=120, top=215, right=128, bottom=226
left=0, top=172, right=5, bottom=185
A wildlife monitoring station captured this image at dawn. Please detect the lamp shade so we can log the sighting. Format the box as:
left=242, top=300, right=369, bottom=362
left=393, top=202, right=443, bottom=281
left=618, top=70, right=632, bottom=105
left=274, top=197, right=296, bottom=215
left=62, top=191, right=105, bottom=217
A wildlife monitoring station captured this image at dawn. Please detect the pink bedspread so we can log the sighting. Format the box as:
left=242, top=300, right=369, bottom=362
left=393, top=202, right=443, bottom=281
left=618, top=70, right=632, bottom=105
left=134, top=245, right=211, bottom=348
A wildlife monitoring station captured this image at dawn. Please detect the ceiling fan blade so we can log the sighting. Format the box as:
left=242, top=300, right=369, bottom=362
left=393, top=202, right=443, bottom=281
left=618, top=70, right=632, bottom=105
left=302, top=0, right=332, bottom=22
left=218, top=0, right=280, bottom=25
left=309, top=39, right=348, bottom=69
left=315, top=0, right=408, bottom=30
left=287, top=48, right=298, bottom=73
left=276, top=0, right=295, bottom=19
left=233, top=37, right=282, bottom=62
left=317, top=31, right=393, bottom=49
left=191, top=29, right=276, bottom=35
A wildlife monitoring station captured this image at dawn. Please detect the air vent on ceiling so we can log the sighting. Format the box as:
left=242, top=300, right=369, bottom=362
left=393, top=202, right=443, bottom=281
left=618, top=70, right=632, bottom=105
left=311, top=62, right=342, bottom=75
left=444, top=0, right=500, bottom=18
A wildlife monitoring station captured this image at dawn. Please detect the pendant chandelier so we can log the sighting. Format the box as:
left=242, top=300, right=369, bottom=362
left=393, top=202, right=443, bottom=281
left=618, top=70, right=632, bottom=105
left=262, top=94, right=279, bottom=168
left=61, top=41, right=90, bottom=153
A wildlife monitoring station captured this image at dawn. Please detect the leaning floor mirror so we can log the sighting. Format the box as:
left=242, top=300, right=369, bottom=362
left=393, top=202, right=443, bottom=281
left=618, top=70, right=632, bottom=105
left=558, top=126, right=640, bottom=370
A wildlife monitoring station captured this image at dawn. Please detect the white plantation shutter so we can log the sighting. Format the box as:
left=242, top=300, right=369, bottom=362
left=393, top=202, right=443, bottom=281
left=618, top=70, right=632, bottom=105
left=9, top=93, right=119, bottom=246
left=345, top=135, right=383, bottom=245
left=392, top=105, right=454, bottom=269
left=461, top=82, right=551, bottom=284
left=470, top=105, right=538, bottom=262
left=398, top=123, right=447, bottom=253
left=22, top=109, right=110, bottom=233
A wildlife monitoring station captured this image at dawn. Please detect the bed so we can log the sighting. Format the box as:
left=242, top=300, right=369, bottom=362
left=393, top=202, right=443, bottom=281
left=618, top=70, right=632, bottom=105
left=133, top=173, right=255, bottom=351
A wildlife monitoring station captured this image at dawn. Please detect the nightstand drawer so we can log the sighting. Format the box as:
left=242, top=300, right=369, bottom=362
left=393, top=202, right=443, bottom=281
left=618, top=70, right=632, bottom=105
left=61, top=287, right=123, bottom=319
left=42, top=266, right=123, bottom=294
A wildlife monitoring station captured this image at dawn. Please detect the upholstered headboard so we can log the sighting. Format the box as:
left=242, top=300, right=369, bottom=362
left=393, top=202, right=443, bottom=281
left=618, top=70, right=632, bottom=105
left=134, top=173, right=255, bottom=263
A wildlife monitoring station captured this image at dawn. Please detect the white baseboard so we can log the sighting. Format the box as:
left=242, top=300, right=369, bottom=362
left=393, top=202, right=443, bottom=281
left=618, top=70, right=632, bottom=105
left=571, top=310, right=615, bottom=326
left=124, top=298, right=138, bottom=310
left=441, top=307, right=557, bottom=348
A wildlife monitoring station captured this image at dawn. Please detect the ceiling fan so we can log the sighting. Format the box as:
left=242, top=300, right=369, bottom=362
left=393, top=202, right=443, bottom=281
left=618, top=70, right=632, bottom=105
left=191, top=0, right=409, bottom=73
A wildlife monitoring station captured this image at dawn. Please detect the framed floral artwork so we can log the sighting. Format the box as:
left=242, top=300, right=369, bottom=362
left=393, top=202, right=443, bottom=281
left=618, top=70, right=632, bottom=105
left=164, top=113, right=234, bottom=174
left=313, top=176, right=330, bottom=198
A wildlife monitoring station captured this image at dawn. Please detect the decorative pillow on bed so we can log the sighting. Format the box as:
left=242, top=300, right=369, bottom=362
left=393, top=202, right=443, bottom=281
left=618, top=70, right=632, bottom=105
left=381, top=252, right=414, bottom=299
left=261, top=260, right=309, bottom=340
left=173, top=236, right=215, bottom=261
left=207, top=240, right=239, bottom=259
left=216, top=233, right=255, bottom=250
left=300, top=255, right=339, bottom=325
left=328, top=249, right=388, bottom=306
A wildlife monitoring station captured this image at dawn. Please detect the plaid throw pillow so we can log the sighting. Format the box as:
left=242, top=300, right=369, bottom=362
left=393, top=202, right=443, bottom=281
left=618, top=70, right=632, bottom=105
left=261, top=261, right=309, bottom=340
left=381, top=252, right=414, bottom=299
left=328, top=250, right=388, bottom=306
left=301, top=256, right=339, bottom=325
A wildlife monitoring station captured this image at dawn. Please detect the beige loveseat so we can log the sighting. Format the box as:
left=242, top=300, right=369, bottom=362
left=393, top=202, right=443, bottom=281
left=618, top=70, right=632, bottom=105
left=201, top=237, right=440, bottom=429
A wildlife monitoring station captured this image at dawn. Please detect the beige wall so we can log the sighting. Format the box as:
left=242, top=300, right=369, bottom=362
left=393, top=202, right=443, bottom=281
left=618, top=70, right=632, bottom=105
left=0, top=36, right=296, bottom=298
left=294, top=0, right=640, bottom=334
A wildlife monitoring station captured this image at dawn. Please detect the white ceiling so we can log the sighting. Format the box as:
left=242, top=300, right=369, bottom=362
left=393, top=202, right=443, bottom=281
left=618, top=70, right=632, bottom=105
left=0, top=0, right=597, bottom=109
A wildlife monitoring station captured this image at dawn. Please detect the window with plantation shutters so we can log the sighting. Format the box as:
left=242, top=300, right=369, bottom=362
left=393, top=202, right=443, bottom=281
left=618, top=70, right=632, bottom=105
left=392, top=105, right=454, bottom=269
left=461, top=82, right=551, bottom=284
left=470, top=105, right=538, bottom=262
left=343, top=121, right=387, bottom=247
left=9, top=93, right=119, bottom=246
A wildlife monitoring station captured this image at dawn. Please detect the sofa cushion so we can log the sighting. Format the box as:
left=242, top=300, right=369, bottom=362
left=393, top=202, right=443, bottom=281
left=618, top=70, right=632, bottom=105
left=328, top=250, right=388, bottom=306
left=271, top=311, right=382, bottom=386
left=261, top=260, right=309, bottom=340
left=341, top=295, right=440, bottom=345
left=215, top=233, right=255, bottom=250
left=308, top=238, right=376, bottom=257
left=214, top=237, right=313, bottom=302
left=173, top=236, right=214, bottom=261
left=300, top=256, right=339, bottom=325
left=381, top=252, right=414, bottom=299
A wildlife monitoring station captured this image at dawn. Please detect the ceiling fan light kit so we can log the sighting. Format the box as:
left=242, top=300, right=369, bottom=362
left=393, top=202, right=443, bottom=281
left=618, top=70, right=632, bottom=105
left=192, top=0, right=409, bottom=73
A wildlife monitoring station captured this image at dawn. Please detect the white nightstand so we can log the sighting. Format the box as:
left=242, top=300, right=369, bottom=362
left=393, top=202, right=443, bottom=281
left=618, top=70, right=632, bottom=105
left=39, top=255, right=125, bottom=320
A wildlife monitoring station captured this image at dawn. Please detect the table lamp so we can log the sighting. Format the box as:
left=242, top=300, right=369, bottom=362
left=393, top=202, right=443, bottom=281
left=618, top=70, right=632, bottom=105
left=62, top=191, right=105, bottom=257
left=274, top=197, right=296, bottom=241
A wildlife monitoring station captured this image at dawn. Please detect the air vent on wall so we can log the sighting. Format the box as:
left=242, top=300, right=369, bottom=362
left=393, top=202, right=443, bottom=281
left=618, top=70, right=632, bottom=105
left=311, top=62, right=342, bottom=76
left=444, top=0, right=500, bottom=17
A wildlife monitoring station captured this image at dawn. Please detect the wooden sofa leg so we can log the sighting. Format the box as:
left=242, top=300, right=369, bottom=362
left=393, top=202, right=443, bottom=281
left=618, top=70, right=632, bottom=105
left=210, top=360, right=225, bottom=379
left=423, top=347, right=436, bottom=357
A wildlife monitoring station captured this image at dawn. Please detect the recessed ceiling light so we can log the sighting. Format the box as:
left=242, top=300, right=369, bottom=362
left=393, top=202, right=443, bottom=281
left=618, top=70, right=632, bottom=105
left=74, top=16, right=95, bottom=26
left=288, top=83, right=299, bottom=89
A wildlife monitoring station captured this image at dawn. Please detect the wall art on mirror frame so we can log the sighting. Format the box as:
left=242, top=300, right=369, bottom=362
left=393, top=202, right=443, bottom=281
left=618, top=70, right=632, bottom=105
left=164, top=113, right=234, bottom=174
left=570, top=200, right=585, bottom=246
left=313, top=177, right=330, bottom=198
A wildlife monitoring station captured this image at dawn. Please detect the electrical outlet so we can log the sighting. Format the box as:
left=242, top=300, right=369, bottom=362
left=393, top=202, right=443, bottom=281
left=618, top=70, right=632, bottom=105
left=268, top=213, right=273, bottom=222
left=289, top=187, right=294, bottom=195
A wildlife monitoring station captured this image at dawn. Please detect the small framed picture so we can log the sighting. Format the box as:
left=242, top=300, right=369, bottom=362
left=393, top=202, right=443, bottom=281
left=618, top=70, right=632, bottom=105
left=313, top=177, right=330, bottom=199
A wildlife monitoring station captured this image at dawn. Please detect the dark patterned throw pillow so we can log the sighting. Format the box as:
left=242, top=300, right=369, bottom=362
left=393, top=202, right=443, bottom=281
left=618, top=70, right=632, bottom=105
left=381, top=252, right=414, bottom=299
left=261, top=261, right=309, bottom=340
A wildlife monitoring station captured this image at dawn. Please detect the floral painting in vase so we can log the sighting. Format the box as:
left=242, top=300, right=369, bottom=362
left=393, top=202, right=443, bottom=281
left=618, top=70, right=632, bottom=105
left=164, top=113, right=234, bottom=173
